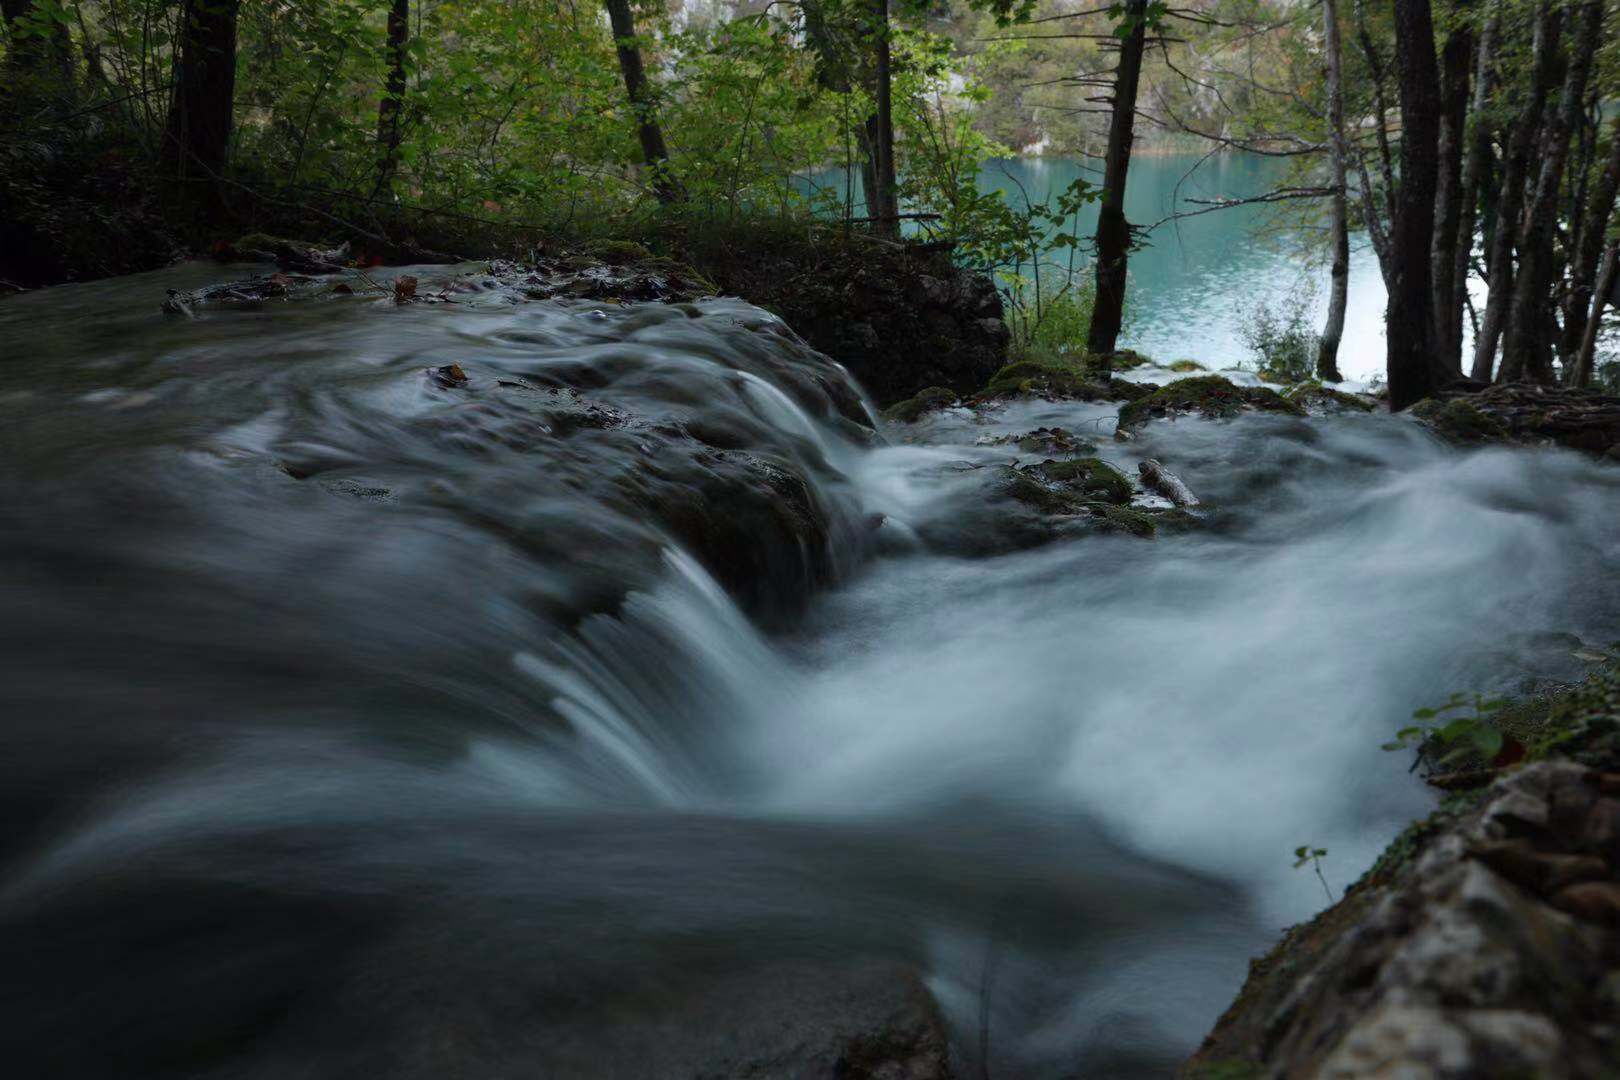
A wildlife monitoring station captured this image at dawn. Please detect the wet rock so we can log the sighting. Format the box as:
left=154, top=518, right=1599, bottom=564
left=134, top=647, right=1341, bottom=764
left=982, top=357, right=1150, bottom=402
left=1184, top=760, right=1620, bottom=1079
left=1411, top=384, right=1620, bottom=457
left=1283, top=382, right=1378, bottom=414
left=215, top=233, right=351, bottom=274
left=1119, top=376, right=1306, bottom=432
left=1168, top=359, right=1207, bottom=373
left=1024, top=457, right=1133, bottom=505
left=882, top=386, right=959, bottom=424
left=976, top=426, right=1098, bottom=456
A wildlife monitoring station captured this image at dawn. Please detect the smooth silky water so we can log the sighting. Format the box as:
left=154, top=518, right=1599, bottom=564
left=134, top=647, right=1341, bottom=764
left=2, top=263, right=1618, bottom=1077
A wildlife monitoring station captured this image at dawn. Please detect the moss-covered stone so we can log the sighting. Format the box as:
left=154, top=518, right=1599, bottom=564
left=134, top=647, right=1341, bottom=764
left=1086, top=503, right=1159, bottom=537
left=1027, top=457, right=1133, bottom=504
left=1411, top=396, right=1511, bottom=443
left=1117, top=375, right=1307, bottom=430
left=983, top=355, right=1152, bottom=403
left=584, top=239, right=654, bottom=265
left=980, top=426, right=1098, bottom=456
left=1284, top=381, right=1378, bottom=413
left=1168, top=359, right=1207, bottom=372
left=882, top=386, right=959, bottom=424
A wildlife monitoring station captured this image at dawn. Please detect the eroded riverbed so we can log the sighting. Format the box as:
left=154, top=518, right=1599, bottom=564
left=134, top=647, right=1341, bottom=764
left=3, top=265, right=1619, bottom=1077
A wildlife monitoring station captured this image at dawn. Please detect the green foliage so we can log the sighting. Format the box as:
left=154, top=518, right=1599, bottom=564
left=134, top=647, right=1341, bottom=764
left=1237, top=283, right=1320, bottom=384
left=1382, top=691, right=1509, bottom=772
left=1292, top=844, right=1333, bottom=903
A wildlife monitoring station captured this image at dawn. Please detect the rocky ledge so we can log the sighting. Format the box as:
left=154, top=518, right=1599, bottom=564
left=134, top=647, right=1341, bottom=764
left=1186, top=668, right=1620, bottom=1079
left=1414, top=383, right=1620, bottom=459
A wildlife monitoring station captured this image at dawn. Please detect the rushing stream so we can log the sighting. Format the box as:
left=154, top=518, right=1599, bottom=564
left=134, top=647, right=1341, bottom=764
left=3, top=264, right=1620, bottom=1078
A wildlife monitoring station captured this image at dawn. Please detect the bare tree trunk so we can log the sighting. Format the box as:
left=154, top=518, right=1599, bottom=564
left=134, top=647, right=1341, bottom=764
left=1501, top=0, right=1599, bottom=384
left=1559, top=112, right=1620, bottom=378
left=1317, top=0, right=1350, bottom=383
left=1430, top=5, right=1473, bottom=372
left=1471, top=1, right=1558, bottom=382
left=160, top=0, right=241, bottom=201
left=869, top=0, right=899, bottom=236
left=1573, top=239, right=1618, bottom=387
left=1085, top=0, right=1148, bottom=369
left=1450, top=12, right=1494, bottom=365
left=372, top=0, right=409, bottom=199
left=1385, top=0, right=1447, bottom=411
left=603, top=0, right=682, bottom=205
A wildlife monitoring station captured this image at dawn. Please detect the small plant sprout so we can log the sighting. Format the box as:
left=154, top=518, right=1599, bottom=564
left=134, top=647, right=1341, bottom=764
left=1382, top=691, right=1508, bottom=774
left=1293, top=845, right=1333, bottom=903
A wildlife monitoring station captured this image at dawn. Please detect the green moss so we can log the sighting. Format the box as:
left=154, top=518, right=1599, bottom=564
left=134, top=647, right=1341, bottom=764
left=1111, top=349, right=1153, bottom=370
left=1168, top=359, right=1207, bottom=372
left=1284, top=380, right=1378, bottom=413
left=1411, top=397, right=1510, bottom=442
left=584, top=239, right=653, bottom=265
left=1029, top=456, right=1133, bottom=504
left=999, top=466, right=1084, bottom=515
left=1117, top=375, right=1307, bottom=430
left=882, top=386, right=958, bottom=424
left=1087, top=503, right=1158, bottom=537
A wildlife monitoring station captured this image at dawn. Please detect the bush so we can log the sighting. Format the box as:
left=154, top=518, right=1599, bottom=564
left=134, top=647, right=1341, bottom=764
left=1237, top=283, right=1320, bottom=384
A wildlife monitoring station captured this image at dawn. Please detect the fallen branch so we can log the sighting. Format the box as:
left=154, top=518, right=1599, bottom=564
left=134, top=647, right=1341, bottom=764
left=1138, top=458, right=1200, bottom=506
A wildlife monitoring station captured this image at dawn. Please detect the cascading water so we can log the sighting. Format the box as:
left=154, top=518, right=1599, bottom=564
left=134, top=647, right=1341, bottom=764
left=3, top=264, right=1619, bottom=1078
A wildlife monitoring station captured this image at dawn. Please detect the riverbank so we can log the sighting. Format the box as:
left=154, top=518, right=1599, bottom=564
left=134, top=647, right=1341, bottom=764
left=1183, top=665, right=1620, bottom=1078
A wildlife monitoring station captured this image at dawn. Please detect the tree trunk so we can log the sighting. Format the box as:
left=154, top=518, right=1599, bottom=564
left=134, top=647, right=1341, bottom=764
left=603, top=0, right=682, bottom=205
left=1500, top=0, right=1599, bottom=384
left=1430, top=6, right=1472, bottom=372
left=372, top=0, right=409, bottom=199
left=1385, top=0, right=1447, bottom=411
left=1559, top=109, right=1620, bottom=378
left=160, top=0, right=241, bottom=196
left=1470, top=1, right=1558, bottom=383
left=1573, top=239, right=1618, bottom=387
left=1317, top=0, right=1350, bottom=383
left=1085, top=0, right=1148, bottom=368
left=869, top=0, right=899, bottom=236
left=1450, top=11, right=1494, bottom=365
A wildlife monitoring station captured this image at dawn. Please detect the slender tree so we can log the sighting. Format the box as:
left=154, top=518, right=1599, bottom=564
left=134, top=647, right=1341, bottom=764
left=1085, top=0, right=1148, bottom=367
left=160, top=0, right=242, bottom=197
left=1471, top=1, right=1559, bottom=382
left=1500, top=0, right=1602, bottom=383
left=1559, top=102, right=1620, bottom=377
left=373, top=0, right=409, bottom=199
left=604, top=0, right=682, bottom=204
left=1573, top=238, right=1618, bottom=387
left=1385, top=0, right=1447, bottom=410
left=1449, top=9, right=1495, bottom=369
left=869, top=0, right=899, bottom=235
left=1317, top=0, right=1350, bottom=383
left=1430, top=0, right=1473, bottom=373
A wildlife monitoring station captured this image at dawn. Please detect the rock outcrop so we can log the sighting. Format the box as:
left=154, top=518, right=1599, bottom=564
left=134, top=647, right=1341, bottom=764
left=1186, top=760, right=1620, bottom=1078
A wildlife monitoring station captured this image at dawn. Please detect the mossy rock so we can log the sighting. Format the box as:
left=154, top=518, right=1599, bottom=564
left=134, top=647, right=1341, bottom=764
left=584, top=239, right=654, bottom=265
left=984, top=356, right=1150, bottom=403
left=1086, top=503, right=1159, bottom=537
left=1411, top=397, right=1510, bottom=443
left=882, top=385, right=958, bottom=424
left=1117, top=375, right=1306, bottom=430
left=1026, top=456, right=1133, bottom=505
left=1111, top=349, right=1153, bottom=370
left=1284, top=381, right=1378, bottom=413
left=996, top=465, right=1085, bottom=515
left=1168, top=359, right=1207, bottom=372
left=980, top=426, right=1098, bottom=456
